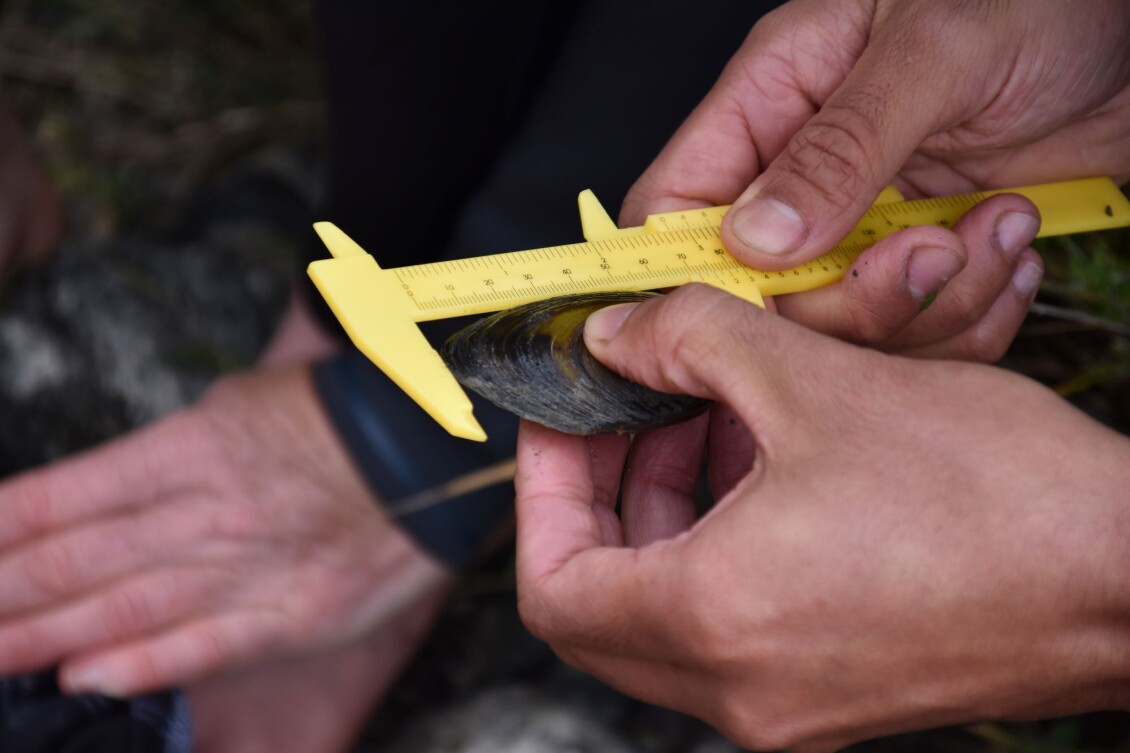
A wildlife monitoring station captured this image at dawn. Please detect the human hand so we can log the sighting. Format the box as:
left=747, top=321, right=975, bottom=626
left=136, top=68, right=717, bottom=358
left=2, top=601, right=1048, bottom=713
left=514, top=285, right=1130, bottom=751
left=624, top=0, right=1130, bottom=358
left=760, top=190, right=1046, bottom=362
left=628, top=0, right=1130, bottom=263
left=0, top=107, right=62, bottom=275
left=0, top=364, right=452, bottom=697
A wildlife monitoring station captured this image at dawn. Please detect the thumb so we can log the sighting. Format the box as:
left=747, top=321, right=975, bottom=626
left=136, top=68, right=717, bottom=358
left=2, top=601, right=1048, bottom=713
left=723, top=0, right=1026, bottom=270
left=722, top=40, right=941, bottom=269
left=583, top=284, right=831, bottom=441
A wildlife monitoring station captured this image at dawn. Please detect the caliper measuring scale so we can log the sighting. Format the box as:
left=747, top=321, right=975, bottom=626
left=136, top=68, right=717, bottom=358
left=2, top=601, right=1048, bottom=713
left=308, top=177, right=1130, bottom=441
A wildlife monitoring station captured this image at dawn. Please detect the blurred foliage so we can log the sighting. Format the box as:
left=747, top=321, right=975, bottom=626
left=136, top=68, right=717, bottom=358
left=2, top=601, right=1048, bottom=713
left=3, top=0, right=320, bottom=117
left=1020, top=224, right=1130, bottom=428
left=963, top=714, right=1130, bottom=753
left=1, top=0, right=323, bottom=236
left=1039, top=229, right=1130, bottom=327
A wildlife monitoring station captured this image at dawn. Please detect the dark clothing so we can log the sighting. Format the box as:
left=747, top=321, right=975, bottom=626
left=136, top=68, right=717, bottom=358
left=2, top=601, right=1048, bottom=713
left=310, top=0, right=775, bottom=309
left=304, top=0, right=778, bottom=567
left=0, top=672, right=190, bottom=753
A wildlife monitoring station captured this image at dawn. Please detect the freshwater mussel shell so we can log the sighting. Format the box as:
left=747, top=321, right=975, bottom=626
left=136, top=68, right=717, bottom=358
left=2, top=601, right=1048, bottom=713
left=440, top=292, right=712, bottom=434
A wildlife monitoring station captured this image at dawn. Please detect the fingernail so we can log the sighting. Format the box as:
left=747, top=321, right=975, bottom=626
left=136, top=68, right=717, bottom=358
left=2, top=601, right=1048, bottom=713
left=730, top=196, right=807, bottom=255
left=1011, top=260, right=1043, bottom=297
left=995, top=211, right=1040, bottom=258
left=907, top=245, right=964, bottom=300
left=585, top=302, right=639, bottom=343
left=63, top=666, right=122, bottom=698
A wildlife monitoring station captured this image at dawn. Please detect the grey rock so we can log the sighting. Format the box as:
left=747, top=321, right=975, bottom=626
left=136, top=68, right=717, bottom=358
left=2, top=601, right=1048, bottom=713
left=379, top=685, right=640, bottom=753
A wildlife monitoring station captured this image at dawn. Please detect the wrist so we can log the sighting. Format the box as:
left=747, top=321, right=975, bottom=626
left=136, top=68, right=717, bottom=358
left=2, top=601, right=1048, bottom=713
left=1048, top=422, right=1130, bottom=711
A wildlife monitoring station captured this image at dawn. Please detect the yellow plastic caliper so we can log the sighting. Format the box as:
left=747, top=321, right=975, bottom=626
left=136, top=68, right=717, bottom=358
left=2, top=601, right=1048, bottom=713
left=309, top=177, right=1130, bottom=441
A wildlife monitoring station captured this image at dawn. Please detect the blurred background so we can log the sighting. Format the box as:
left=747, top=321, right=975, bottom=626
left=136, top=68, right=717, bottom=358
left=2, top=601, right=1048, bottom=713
left=0, top=0, right=321, bottom=474
left=0, top=1, right=1127, bottom=752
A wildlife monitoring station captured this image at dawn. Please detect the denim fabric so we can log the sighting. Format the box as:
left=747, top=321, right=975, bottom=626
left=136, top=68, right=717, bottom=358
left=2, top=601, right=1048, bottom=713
left=0, top=672, right=191, bottom=753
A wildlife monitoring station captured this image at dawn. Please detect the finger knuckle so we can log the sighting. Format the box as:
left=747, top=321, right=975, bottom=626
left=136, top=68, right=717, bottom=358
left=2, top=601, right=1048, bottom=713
left=708, top=683, right=812, bottom=751
left=671, top=562, right=765, bottom=671
left=952, top=322, right=1011, bottom=363
left=634, top=456, right=700, bottom=500
left=676, top=606, right=741, bottom=671
left=105, top=586, right=159, bottom=635
left=655, top=285, right=715, bottom=341
left=273, top=592, right=333, bottom=643
left=4, top=474, right=56, bottom=540
left=194, top=622, right=238, bottom=667
left=0, top=623, right=45, bottom=670
left=777, top=103, right=882, bottom=210
left=655, top=286, right=749, bottom=389
left=516, top=581, right=589, bottom=648
left=515, top=590, right=556, bottom=643
left=844, top=296, right=903, bottom=344
left=27, top=539, right=81, bottom=597
left=518, top=583, right=628, bottom=658
left=203, top=501, right=264, bottom=542
left=246, top=609, right=292, bottom=653
left=722, top=712, right=797, bottom=753
left=127, top=647, right=164, bottom=690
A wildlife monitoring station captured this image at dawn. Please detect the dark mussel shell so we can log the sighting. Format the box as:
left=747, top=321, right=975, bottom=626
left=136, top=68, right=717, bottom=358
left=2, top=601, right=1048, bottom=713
left=440, top=292, right=712, bottom=434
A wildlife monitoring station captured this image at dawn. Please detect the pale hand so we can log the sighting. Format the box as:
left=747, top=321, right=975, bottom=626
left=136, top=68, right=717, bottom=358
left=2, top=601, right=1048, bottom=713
left=0, top=365, right=452, bottom=697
